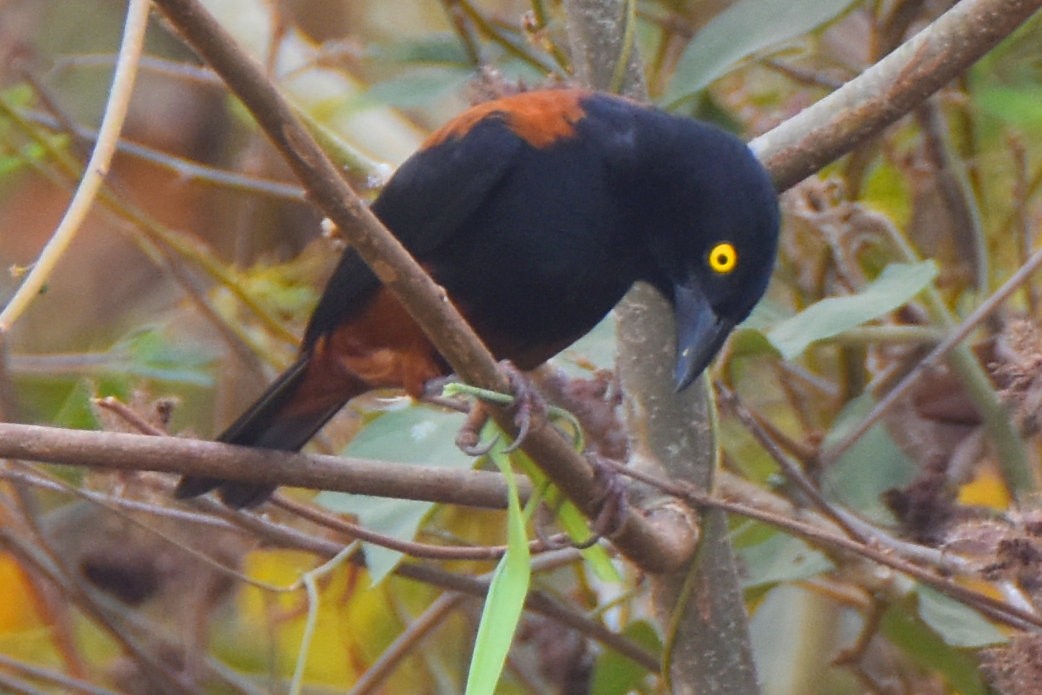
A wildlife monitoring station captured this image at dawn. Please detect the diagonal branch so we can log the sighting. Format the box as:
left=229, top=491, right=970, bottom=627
left=752, top=0, right=1042, bottom=191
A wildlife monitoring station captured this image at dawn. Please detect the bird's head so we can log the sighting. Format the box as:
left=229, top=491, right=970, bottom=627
left=629, top=114, right=780, bottom=390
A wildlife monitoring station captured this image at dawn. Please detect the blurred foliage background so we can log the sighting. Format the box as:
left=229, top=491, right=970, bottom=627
left=2, top=0, right=1042, bottom=693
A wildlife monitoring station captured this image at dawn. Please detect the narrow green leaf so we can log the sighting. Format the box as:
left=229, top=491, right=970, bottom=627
left=664, top=0, right=857, bottom=106
left=508, top=443, right=620, bottom=583
left=768, top=261, right=938, bottom=360
left=365, top=34, right=474, bottom=66
left=362, top=67, right=472, bottom=109
left=121, top=328, right=215, bottom=386
left=465, top=445, right=531, bottom=695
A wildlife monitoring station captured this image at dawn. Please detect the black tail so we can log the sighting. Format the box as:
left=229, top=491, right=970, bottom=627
left=175, top=354, right=363, bottom=508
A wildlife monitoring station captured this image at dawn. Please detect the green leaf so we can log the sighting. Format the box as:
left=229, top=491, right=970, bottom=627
left=881, top=596, right=987, bottom=695
left=0, top=140, right=64, bottom=176
left=733, top=526, right=834, bottom=589
left=119, top=328, right=215, bottom=386
left=590, top=621, right=660, bottom=695
left=664, top=0, right=858, bottom=106
left=916, top=586, right=1006, bottom=648
left=726, top=325, right=780, bottom=360
left=975, top=83, right=1042, bottom=130
left=364, top=34, right=474, bottom=66
left=768, top=261, right=938, bottom=359
left=314, top=404, right=474, bottom=584
left=362, top=67, right=472, bottom=109
left=465, top=444, right=531, bottom=695
left=821, top=393, right=917, bottom=524
left=504, top=437, right=619, bottom=583
left=54, top=379, right=101, bottom=431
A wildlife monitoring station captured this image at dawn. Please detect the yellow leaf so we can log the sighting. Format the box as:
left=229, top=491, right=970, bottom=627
left=0, top=553, right=42, bottom=633
left=958, top=467, right=1011, bottom=510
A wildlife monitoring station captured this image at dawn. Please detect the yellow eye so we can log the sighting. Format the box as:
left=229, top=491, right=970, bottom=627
left=708, top=242, right=737, bottom=274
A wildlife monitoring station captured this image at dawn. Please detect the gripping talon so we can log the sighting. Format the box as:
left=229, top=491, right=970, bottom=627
left=498, top=360, right=547, bottom=452
left=502, top=425, right=527, bottom=453
left=458, top=432, right=499, bottom=457
left=452, top=361, right=547, bottom=455
left=456, top=400, right=496, bottom=456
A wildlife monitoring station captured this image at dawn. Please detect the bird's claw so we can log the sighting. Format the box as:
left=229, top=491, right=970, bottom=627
left=455, top=401, right=497, bottom=456
left=498, top=361, right=547, bottom=453
left=452, top=361, right=546, bottom=455
left=457, top=431, right=499, bottom=457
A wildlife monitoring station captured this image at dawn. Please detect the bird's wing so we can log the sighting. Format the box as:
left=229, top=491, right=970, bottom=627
left=302, top=117, right=524, bottom=347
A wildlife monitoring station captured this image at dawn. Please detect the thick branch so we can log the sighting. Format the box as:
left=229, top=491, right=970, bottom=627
left=753, top=0, right=1042, bottom=191
left=565, top=1, right=757, bottom=691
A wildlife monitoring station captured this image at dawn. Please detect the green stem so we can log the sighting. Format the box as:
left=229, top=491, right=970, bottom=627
left=880, top=219, right=1034, bottom=495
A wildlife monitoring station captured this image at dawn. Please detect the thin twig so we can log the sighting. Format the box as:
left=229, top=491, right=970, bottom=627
left=821, top=247, right=1042, bottom=468
left=0, top=653, right=123, bottom=695
left=0, top=100, right=300, bottom=352
left=0, top=528, right=197, bottom=693
left=0, top=0, right=149, bottom=331
left=455, top=0, right=559, bottom=74
left=348, top=592, right=469, bottom=695
left=194, top=502, right=662, bottom=672
left=20, top=107, right=306, bottom=200
left=606, top=459, right=1042, bottom=632
left=715, top=383, right=866, bottom=541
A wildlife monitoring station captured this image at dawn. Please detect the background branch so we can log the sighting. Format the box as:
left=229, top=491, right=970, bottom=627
left=6, top=1, right=1042, bottom=691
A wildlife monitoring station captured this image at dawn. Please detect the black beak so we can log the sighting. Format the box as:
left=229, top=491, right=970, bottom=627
left=673, top=282, right=734, bottom=391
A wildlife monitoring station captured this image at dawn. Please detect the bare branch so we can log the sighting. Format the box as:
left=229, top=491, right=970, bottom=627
left=0, top=422, right=519, bottom=509
left=752, top=0, right=1042, bottom=191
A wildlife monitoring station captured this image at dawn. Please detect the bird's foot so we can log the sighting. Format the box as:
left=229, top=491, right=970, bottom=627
left=455, top=400, right=496, bottom=456
left=450, top=361, right=547, bottom=455
left=498, top=360, right=547, bottom=452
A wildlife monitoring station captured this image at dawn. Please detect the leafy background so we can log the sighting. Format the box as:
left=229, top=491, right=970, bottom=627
left=1, top=0, right=1042, bottom=693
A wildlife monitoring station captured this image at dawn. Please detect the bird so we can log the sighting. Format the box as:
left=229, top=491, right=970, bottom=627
left=175, top=88, right=780, bottom=508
